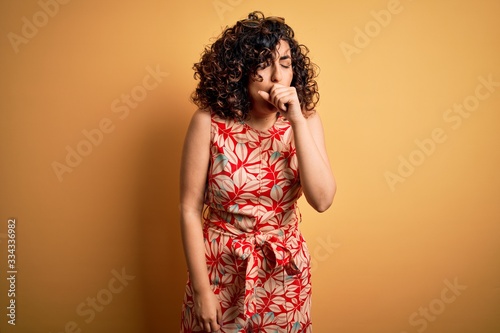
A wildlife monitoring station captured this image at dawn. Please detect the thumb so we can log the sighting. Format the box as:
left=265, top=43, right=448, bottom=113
left=257, top=90, right=270, bottom=101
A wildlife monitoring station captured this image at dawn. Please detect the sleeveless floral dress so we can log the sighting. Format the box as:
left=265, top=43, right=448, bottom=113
left=181, top=112, right=312, bottom=333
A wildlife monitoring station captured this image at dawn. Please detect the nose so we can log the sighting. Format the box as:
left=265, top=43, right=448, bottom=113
left=271, top=64, right=283, bottom=83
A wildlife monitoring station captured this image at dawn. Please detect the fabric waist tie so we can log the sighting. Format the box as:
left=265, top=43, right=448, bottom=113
left=232, top=230, right=300, bottom=318
left=205, top=215, right=301, bottom=319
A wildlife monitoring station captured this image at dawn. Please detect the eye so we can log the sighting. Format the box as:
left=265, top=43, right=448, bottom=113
left=280, top=62, right=292, bottom=69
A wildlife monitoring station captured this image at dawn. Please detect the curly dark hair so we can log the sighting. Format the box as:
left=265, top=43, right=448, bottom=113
left=191, top=11, right=320, bottom=120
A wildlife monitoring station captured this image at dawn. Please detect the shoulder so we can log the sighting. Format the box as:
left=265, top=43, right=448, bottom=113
left=184, top=109, right=212, bottom=144
left=305, top=110, right=324, bottom=130
left=190, top=108, right=212, bottom=126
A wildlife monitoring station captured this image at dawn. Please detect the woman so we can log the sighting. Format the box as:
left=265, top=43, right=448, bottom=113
left=180, top=11, right=336, bottom=332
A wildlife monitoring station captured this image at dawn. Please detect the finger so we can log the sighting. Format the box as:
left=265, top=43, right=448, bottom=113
left=276, top=98, right=287, bottom=112
left=271, top=91, right=290, bottom=112
left=205, top=319, right=220, bottom=332
left=197, top=316, right=208, bottom=332
left=217, top=305, right=222, bottom=324
left=194, top=316, right=201, bottom=329
left=258, top=90, right=284, bottom=111
left=257, top=90, right=271, bottom=102
left=268, top=86, right=284, bottom=104
left=212, top=322, right=221, bottom=331
left=269, top=83, right=286, bottom=94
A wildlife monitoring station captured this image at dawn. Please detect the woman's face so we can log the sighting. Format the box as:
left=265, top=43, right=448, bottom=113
left=248, top=39, right=293, bottom=113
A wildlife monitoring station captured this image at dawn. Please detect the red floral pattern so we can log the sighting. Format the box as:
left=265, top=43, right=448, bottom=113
left=181, top=113, right=312, bottom=332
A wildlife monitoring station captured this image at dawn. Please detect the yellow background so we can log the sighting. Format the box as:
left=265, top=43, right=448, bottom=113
left=1, top=0, right=499, bottom=332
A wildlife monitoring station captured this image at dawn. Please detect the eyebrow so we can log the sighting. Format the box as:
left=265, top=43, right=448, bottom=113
left=274, top=46, right=291, bottom=60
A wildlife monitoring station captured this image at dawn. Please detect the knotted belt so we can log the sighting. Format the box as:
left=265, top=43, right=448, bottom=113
left=205, top=213, right=301, bottom=320
left=229, top=230, right=301, bottom=317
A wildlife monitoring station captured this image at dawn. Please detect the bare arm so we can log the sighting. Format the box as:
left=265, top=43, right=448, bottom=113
left=179, top=109, right=221, bottom=331
left=259, top=86, right=336, bottom=212
left=291, top=112, right=336, bottom=212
